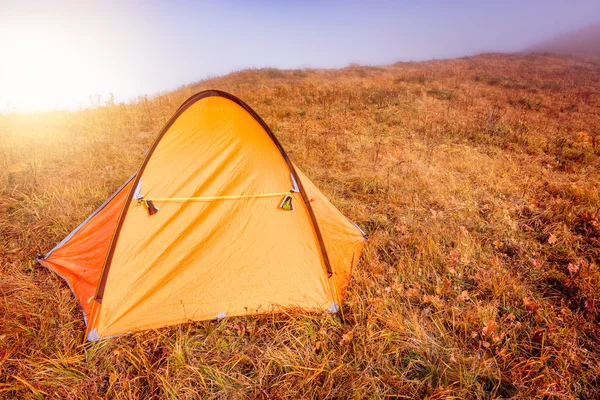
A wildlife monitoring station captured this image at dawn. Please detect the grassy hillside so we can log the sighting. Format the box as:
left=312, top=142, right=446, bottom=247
left=1, top=53, right=600, bottom=398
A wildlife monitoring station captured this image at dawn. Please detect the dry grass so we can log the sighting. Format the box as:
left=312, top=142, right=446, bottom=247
left=1, top=52, right=600, bottom=398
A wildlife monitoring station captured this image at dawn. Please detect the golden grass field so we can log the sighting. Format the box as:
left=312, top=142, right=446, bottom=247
left=1, top=53, right=600, bottom=398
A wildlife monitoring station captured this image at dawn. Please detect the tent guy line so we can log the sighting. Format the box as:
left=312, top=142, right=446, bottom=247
left=143, top=190, right=294, bottom=202
left=138, top=190, right=297, bottom=215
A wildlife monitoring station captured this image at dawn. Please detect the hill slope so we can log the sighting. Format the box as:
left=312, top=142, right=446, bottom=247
left=527, top=21, right=600, bottom=55
left=1, top=53, right=600, bottom=398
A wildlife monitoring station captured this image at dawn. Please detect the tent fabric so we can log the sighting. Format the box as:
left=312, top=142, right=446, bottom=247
left=294, top=167, right=365, bottom=304
left=38, top=175, right=136, bottom=318
left=39, top=90, right=366, bottom=341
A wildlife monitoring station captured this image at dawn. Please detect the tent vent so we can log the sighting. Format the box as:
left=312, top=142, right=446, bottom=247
left=215, top=312, right=227, bottom=319
left=87, top=329, right=101, bottom=342
left=327, top=301, right=340, bottom=314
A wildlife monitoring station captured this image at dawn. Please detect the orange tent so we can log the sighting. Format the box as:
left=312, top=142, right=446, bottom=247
left=38, top=90, right=366, bottom=341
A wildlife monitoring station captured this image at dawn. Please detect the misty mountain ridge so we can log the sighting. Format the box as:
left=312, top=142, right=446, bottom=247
left=527, top=21, right=600, bottom=55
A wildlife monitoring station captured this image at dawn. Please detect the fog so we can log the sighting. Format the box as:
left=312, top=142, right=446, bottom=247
left=1, top=0, right=599, bottom=112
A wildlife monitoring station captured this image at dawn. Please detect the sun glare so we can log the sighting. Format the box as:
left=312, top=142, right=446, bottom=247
left=0, top=17, right=114, bottom=113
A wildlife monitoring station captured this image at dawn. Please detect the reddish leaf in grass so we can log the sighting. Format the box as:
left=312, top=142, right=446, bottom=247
left=233, top=324, right=246, bottom=336
left=523, top=297, right=539, bottom=313
left=548, top=234, right=558, bottom=245
left=567, top=262, right=580, bottom=274
left=482, top=320, right=497, bottom=336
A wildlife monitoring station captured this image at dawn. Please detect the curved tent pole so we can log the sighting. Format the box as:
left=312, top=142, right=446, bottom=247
left=94, top=90, right=333, bottom=303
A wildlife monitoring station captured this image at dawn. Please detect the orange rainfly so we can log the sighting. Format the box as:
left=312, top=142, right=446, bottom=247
left=38, top=90, right=366, bottom=341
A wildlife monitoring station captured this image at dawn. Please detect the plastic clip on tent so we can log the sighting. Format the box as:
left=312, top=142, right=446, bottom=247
left=38, top=90, right=366, bottom=341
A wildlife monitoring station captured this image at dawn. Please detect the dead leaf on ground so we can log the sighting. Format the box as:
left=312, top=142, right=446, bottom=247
left=458, top=290, right=470, bottom=302
left=567, top=262, right=580, bottom=274
left=523, top=296, right=540, bottom=313
left=423, top=294, right=443, bottom=308
left=340, top=331, right=354, bottom=345
left=482, top=320, right=497, bottom=336
left=404, top=288, right=420, bottom=298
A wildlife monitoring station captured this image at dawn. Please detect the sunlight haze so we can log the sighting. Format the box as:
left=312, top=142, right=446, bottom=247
left=1, top=0, right=599, bottom=113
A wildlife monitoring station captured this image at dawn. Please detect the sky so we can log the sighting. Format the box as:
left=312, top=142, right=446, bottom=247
left=1, top=0, right=599, bottom=113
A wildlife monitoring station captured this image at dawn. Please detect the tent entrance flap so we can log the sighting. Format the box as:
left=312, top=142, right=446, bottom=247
left=37, top=173, right=137, bottom=317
